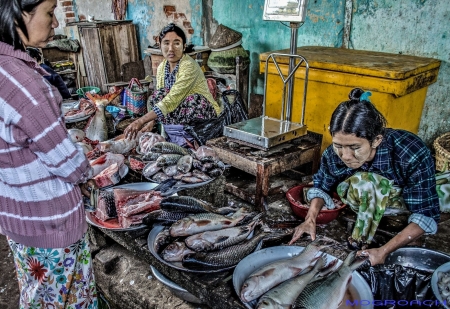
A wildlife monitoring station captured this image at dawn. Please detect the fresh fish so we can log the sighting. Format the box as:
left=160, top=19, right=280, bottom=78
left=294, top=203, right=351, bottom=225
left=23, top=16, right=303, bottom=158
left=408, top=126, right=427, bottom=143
left=163, top=165, right=178, bottom=177
left=84, top=99, right=108, bottom=142
left=173, top=172, right=192, bottom=180
left=177, top=155, right=193, bottom=173
left=161, top=241, right=195, bottom=262
left=185, top=213, right=262, bottom=252
left=156, top=154, right=184, bottom=167
left=97, top=134, right=138, bottom=154
left=240, top=239, right=327, bottom=303
left=293, top=251, right=368, bottom=309
left=138, top=132, right=166, bottom=154
left=192, top=169, right=212, bottom=182
left=195, top=146, right=218, bottom=162
left=151, top=142, right=189, bottom=156
left=181, top=230, right=269, bottom=270
left=142, top=152, right=160, bottom=161
left=152, top=172, right=171, bottom=183
left=68, top=128, right=86, bottom=143
left=169, top=207, right=249, bottom=237
left=160, top=196, right=213, bottom=213
left=142, top=162, right=161, bottom=179
left=143, top=209, right=190, bottom=225
left=181, top=176, right=204, bottom=184
left=153, top=227, right=172, bottom=253
left=256, top=255, right=327, bottom=309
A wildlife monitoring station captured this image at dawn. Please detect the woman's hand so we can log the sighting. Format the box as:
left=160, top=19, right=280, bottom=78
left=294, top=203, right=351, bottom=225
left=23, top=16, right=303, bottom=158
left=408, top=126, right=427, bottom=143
left=288, top=219, right=317, bottom=245
left=124, top=118, right=144, bottom=140
left=357, top=247, right=389, bottom=266
left=139, top=120, right=155, bottom=133
left=79, top=179, right=98, bottom=198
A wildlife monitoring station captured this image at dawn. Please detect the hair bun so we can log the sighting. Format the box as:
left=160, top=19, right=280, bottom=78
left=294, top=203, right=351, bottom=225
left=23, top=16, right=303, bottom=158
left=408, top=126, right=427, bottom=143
left=348, top=88, right=365, bottom=101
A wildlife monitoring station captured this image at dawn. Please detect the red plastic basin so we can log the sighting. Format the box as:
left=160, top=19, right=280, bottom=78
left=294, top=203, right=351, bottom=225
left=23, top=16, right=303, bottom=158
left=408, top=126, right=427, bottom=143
left=286, top=184, right=346, bottom=224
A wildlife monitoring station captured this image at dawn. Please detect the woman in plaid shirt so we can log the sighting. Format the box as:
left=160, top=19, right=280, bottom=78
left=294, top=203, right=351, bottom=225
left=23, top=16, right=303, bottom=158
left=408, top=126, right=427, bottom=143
left=289, top=88, right=440, bottom=266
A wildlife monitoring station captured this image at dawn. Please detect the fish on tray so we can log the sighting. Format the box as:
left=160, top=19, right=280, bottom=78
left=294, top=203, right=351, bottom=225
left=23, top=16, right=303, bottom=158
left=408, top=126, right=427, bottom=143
left=151, top=142, right=189, bottom=156
left=169, top=207, right=249, bottom=237
left=90, top=152, right=125, bottom=177
left=159, top=195, right=213, bottom=213
left=184, top=213, right=262, bottom=252
left=161, top=241, right=195, bottom=262
left=143, top=209, right=191, bottom=225
left=240, top=239, right=329, bottom=303
left=255, top=255, right=327, bottom=309
left=293, top=251, right=368, bottom=309
left=181, top=229, right=270, bottom=270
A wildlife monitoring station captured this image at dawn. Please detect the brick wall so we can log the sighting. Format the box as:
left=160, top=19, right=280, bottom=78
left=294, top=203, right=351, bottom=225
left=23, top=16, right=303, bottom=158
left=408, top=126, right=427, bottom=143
left=152, top=5, right=195, bottom=44
left=60, top=0, right=76, bottom=24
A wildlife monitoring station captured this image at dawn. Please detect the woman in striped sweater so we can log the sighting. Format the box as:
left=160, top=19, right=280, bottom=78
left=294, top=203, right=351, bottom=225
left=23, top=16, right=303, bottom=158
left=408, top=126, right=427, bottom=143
left=0, top=1, right=97, bottom=307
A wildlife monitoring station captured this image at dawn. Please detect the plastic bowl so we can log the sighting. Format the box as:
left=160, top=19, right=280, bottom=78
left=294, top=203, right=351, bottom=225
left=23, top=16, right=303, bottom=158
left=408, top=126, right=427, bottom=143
left=286, top=184, right=346, bottom=224
left=76, top=86, right=101, bottom=98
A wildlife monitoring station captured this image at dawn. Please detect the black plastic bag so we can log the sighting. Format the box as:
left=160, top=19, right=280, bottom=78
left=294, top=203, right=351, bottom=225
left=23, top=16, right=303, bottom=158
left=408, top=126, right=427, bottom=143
left=185, top=89, right=248, bottom=145
left=357, top=264, right=435, bottom=308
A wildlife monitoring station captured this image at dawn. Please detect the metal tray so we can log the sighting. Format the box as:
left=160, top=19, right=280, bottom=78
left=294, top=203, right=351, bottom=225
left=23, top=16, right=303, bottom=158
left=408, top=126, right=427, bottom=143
left=384, top=247, right=450, bottom=273
left=147, top=224, right=256, bottom=273
left=431, top=261, right=450, bottom=309
left=232, top=245, right=374, bottom=309
left=86, top=182, right=160, bottom=231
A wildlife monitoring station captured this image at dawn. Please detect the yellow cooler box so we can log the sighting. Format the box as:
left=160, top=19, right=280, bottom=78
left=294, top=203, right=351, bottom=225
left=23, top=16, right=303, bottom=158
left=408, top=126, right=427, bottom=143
left=260, top=46, right=441, bottom=152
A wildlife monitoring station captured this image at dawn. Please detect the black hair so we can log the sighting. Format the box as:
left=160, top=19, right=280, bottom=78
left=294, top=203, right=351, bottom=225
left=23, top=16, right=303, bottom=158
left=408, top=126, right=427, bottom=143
left=26, top=47, right=42, bottom=62
left=0, top=0, right=45, bottom=51
left=159, top=23, right=187, bottom=47
left=329, top=88, right=387, bottom=144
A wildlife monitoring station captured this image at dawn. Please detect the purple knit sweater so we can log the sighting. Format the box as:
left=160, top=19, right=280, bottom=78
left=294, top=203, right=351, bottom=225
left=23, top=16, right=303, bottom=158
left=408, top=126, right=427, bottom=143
left=0, top=42, right=91, bottom=248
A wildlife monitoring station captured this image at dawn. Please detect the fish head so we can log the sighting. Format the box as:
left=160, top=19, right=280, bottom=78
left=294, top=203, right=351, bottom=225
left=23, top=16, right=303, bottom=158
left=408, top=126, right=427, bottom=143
left=240, top=275, right=266, bottom=303
left=161, top=242, right=189, bottom=262
left=169, top=217, right=192, bottom=237
left=256, top=297, right=285, bottom=309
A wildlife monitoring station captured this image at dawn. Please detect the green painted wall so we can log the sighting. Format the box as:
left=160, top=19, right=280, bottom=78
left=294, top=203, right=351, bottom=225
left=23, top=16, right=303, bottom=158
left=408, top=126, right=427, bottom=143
left=211, top=0, right=450, bottom=145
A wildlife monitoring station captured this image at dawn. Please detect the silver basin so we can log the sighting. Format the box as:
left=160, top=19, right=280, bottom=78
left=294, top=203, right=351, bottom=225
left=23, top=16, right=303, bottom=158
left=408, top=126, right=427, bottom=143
left=150, top=265, right=203, bottom=304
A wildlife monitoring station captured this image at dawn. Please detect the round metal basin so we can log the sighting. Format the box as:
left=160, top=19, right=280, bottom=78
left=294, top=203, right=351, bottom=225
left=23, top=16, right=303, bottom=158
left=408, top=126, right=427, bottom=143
left=150, top=265, right=203, bottom=304
left=384, top=247, right=450, bottom=272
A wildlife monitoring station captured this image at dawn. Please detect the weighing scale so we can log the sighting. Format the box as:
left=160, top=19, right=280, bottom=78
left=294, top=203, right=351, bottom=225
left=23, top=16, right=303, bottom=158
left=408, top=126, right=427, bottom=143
left=223, top=0, right=310, bottom=150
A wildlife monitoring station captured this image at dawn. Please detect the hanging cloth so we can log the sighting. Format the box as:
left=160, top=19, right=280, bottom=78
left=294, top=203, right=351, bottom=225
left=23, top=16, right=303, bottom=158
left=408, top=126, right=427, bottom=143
left=336, top=172, right=406, bottom=249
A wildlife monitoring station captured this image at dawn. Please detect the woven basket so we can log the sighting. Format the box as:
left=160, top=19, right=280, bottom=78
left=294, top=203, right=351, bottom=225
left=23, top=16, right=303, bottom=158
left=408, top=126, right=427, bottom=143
left=434, top=132, right=450, bottom=172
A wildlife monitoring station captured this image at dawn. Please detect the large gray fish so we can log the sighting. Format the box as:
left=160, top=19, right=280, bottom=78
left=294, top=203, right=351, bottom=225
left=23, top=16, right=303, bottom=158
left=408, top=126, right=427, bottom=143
left=156, top=154, right=183, bottom=167
left=161, top=241, right=195, bottom=262
left=181, top=230, right=269, bottom=270
left=151, top=142, right=189, bottom=156
left=169, top=207, right=248, bottom=237
left=160, top=196, right=213, bottom=213
left=292, top=251, right=368, bottom=309
left=256, top=255, right=327, bottom=309
left=184, top=213, right=262, bottom=252
left=142, top=209, right=190, bottom=225
left=240, top=239, right=327, bottom=303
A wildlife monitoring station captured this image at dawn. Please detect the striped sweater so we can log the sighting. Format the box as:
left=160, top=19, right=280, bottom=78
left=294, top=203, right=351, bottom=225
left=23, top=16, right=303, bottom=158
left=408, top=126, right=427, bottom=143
left=0, top=42, right=91, bottom=248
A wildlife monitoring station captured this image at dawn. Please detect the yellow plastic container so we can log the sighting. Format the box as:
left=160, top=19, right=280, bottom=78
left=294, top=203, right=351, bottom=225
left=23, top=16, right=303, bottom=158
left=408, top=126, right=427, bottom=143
left=260, top=46, right=441, bottom=152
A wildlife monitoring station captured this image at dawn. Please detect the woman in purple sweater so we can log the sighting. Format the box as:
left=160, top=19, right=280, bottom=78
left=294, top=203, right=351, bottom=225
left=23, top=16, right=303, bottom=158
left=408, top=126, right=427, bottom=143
left=0, top=1, right=98, bottom=307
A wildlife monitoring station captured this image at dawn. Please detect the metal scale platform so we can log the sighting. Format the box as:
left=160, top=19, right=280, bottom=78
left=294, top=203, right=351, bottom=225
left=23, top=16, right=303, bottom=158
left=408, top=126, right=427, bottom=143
left=224, top=0, right=310, bottom=150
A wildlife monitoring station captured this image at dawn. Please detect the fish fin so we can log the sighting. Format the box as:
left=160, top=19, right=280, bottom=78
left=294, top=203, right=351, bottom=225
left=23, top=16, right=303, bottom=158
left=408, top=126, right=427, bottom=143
left=345, top=250, right=369, bottom=270
left=312, top=257, right=340, bottom=282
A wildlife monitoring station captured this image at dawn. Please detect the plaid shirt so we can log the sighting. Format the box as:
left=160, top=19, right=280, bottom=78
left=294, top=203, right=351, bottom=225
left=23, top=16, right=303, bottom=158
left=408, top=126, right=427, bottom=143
left=314, top=129, right=440, bottom=233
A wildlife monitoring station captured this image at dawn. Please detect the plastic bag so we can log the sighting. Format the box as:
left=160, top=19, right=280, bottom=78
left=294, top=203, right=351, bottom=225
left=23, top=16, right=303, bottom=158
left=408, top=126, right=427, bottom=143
left=357, top=264, right=434, bottom=308
left=185, top=89, right=248, bottom=145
